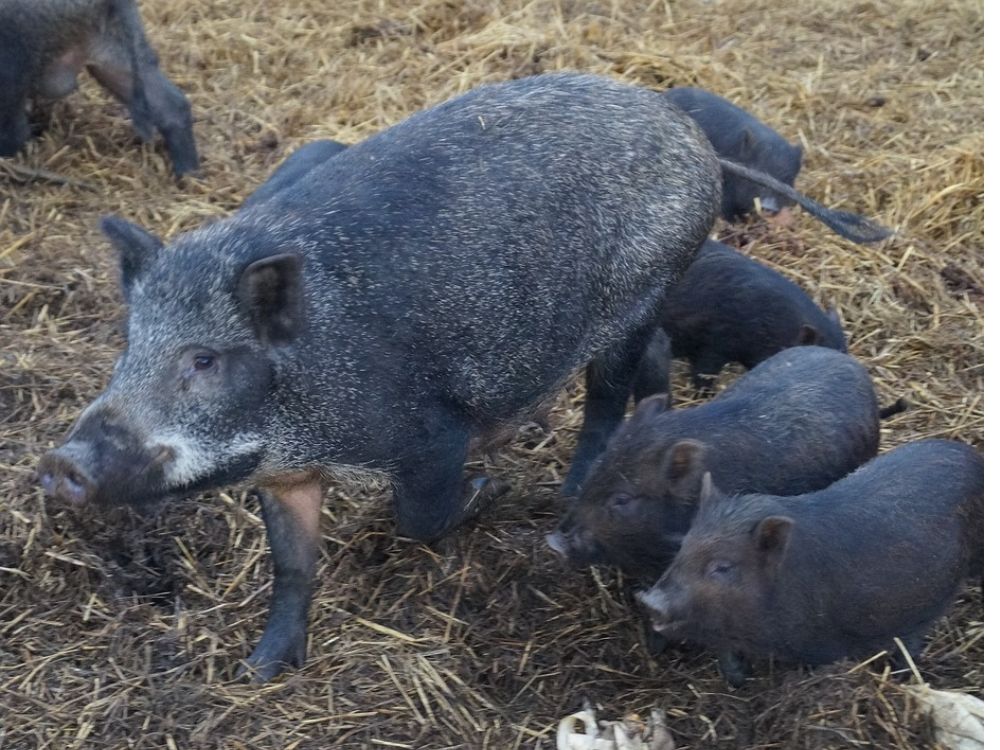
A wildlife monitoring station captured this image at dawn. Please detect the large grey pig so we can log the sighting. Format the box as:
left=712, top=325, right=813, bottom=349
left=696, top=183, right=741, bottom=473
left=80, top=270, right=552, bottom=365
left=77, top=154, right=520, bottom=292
left=38, top=73, right=887, bottom=681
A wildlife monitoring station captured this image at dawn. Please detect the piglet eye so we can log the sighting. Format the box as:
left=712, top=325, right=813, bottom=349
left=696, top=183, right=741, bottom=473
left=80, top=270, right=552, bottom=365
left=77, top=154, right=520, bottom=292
left=609, top=493, right=635, bottom=512
left=192, top=353, right=216, bottom=371
left=707, top=560, right=734, bottom=579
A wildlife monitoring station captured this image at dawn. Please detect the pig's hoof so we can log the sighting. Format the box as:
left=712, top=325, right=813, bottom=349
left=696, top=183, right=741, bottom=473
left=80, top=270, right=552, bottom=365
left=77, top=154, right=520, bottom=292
left=717, top=651, right=749, bottom=688
left=645, top=626, right=668, bottom=656
left=560, top=472, right=584, bottom=498
left=238, top=631, right=306, bottom=682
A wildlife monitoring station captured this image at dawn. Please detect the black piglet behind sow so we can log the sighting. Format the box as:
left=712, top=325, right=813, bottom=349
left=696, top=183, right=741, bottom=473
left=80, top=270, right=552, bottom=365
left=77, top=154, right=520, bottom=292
left=660, top=239, right=846, bottom=392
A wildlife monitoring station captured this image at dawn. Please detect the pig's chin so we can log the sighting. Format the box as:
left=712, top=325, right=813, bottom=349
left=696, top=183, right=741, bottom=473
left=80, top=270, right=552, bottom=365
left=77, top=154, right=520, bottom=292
left=104, top=450, right=265, bottom=509
left=164, top=450, right=265, bottom=497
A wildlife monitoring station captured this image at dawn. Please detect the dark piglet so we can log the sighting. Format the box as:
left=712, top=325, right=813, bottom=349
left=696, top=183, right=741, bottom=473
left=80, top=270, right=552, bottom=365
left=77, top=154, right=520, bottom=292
left=640, top=439, right=984, bottom=686
left=547, top=346, right=881, bottom=582
left=664, top=87, right=802, bottom=222
left=0, top=0, right=197, bottom=176
left=37, top=74, right=723, bottom=680
left=661, top=239, right=846, bottom=392
left=242, top=140, right=349, bottom=209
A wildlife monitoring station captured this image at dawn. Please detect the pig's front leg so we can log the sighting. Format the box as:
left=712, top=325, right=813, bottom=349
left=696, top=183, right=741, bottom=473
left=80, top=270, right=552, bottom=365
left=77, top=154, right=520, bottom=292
left=717, top=650, right=751, bottom=687
left=240, top=481, right=323, bottom=682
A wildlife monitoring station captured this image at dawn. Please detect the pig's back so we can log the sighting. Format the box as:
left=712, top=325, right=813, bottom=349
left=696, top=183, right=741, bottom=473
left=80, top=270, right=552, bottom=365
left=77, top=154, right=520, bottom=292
left=265, top=74, right=720, bottom=418
left=688, top=347, right=879, bottom=494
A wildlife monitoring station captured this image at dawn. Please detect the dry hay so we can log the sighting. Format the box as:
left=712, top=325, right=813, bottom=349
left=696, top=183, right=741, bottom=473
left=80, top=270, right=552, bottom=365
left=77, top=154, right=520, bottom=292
left=0, top=0, right=983, bottom=748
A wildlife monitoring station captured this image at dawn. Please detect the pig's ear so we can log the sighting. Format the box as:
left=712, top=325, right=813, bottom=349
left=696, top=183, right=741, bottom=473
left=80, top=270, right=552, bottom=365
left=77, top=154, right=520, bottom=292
left=100, top=215, right=163, bottom=299
left=662, top=439, right=707, bottom=503
left=634, top=393, right=672, bottom=420
left=237, top=253, right=304, bottom=346
left=797, top=324, right=819, bottom=346
left=754, top=516, right=793, bottom=566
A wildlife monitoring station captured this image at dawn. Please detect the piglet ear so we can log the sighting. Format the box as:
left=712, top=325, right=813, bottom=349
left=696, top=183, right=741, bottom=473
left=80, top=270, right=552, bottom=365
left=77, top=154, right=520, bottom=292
left=754, top=516, right=794, bottom=565
left=798, top=324, right=819, bottom=346
left=237, top=253, right=304, bottom=346
left=698, top=472, right=715, bottom=505
left=634, top=392, right=672, bottom=420
left=661, top=439, right=707, bottom=504
left=100, top=215, right=163, bottom=300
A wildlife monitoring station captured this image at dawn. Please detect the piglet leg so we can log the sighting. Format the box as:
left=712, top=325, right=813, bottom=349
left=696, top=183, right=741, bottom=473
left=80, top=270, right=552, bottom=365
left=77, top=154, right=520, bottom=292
left=239, top=480, right=323, bottom=682
left=717, top=650, right=751, bottom=687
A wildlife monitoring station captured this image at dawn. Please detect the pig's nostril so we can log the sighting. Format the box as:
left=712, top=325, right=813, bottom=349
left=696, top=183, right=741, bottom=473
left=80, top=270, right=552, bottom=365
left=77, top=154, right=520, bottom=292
left=40, top=472, right=56, bottom=494
left=38, top=452, right=94, bottom=504
left=545, top=532, right=569, bottom=557
left=63, top=472, right=85, bottom=499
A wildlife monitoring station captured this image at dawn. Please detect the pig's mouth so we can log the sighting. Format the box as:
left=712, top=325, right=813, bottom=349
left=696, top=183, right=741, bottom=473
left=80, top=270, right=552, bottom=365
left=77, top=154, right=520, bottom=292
left=162, top=449, right=264, bottom=498
left=545, top=529, right=608, bottom=568
left=648, top=617, right=687, bottom=635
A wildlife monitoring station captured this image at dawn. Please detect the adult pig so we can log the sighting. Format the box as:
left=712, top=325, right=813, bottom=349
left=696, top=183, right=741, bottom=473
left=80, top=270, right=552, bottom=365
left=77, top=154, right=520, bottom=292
left=0, top=0, right=198, bottom=176
left=640, top=439, right=984, bottom=686
left=37, top=73, right=722, bottom=680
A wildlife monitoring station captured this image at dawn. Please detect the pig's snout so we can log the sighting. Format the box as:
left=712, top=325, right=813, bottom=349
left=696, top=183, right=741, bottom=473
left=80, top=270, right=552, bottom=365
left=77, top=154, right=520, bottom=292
left=638, top=586, right=685, bottom=633
left=38, top=447, right=96, bottom=504
left=37, top=415, right=175, bottom=506
left=546, top=530, right=570, bottom=558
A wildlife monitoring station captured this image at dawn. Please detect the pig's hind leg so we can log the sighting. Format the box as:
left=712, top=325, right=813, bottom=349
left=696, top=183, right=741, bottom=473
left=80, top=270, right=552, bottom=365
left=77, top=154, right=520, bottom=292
left=563, top=327, right=657, bottom=496
left=632, top=329, right=672, bottom=406
left=84, top=1, right=198, bottom=175
left=393, top=412, right=507, bottom=542
left=717, top=650, right=752, bottom=687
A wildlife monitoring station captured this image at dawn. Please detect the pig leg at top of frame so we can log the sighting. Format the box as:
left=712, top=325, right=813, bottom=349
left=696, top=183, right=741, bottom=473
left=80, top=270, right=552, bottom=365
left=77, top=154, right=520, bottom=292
left=84, top=1, right=197, bottom=175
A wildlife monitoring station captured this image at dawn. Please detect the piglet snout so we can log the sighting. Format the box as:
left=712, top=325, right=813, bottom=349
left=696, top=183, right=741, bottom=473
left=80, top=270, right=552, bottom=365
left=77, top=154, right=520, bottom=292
left=546, top=531, right=569, bottom=558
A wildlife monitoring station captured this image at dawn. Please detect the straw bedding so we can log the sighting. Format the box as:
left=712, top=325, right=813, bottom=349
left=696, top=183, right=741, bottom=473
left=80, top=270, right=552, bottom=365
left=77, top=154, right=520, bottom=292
left=0, top=0, right=983, bottom=747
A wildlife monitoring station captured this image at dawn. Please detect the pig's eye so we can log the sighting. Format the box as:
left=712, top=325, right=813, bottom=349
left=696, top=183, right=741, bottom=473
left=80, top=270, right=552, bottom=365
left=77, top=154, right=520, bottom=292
left=192, top=353, right=216, bottom=371
left=609, top=493, right=636, bottom=513
left=707, top=560, right=735, bottom=580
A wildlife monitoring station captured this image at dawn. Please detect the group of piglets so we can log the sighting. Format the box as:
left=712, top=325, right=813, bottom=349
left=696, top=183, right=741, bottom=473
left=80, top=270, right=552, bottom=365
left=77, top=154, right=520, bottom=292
left=548, top=89, right=983, bottom=686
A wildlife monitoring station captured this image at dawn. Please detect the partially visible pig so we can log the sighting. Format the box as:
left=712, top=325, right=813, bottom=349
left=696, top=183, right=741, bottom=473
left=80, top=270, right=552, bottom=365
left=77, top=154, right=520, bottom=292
left=661, top=239, right=846, bottom=392
left=663, top=87, right=801, bottom=222
left=242, top=140, right=349, bottom=209
left=0, top=0, right=198, bottom=176
left=640, top=439, right=984, bottom=686
left=547, top=346, right=880, bottom=581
